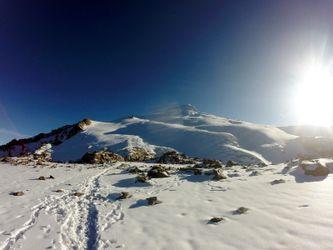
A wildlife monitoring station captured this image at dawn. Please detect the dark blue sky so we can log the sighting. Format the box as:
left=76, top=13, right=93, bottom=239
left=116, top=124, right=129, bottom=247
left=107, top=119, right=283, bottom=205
left=1, top=0, right=333, bottom=143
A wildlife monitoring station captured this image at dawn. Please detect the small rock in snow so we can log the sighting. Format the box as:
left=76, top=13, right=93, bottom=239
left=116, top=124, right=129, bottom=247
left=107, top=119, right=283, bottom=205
left=38, top=176, right=46, bottom=180
left=209, top=217, right=225, bottom=223
left=270, top=179, right=286, bottom=185
left=118, top=192, right=132, bottom=200
left=10, top=191, right=24, bottom=196
left=146, top=197, right=162, bottom=206
left=233, top=207, right=249, bottom=215
left=73, top=192, right=84, bottom=197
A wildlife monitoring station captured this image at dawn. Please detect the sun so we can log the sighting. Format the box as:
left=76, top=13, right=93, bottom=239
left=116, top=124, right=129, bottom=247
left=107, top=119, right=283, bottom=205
left=294, top=62, right=333, bottom=126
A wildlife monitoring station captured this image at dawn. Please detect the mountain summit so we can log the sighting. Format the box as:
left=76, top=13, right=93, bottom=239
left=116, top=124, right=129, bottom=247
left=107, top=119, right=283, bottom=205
left=1, top=105, right=333, bottom=164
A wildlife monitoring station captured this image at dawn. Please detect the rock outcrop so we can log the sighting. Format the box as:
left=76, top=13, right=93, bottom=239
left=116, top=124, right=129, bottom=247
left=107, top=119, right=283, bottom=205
left=80, top=151, right=124, bottom=164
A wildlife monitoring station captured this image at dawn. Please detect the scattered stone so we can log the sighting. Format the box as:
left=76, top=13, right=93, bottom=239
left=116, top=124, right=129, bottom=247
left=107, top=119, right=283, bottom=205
left=147, top=165, right=170, bottom=178
left=201, top=159, right=223, bottom=168
left=49, top=175, right=55, bottom=179
left=118, top=192, right=132, bottom=200
left=233, top=207, right=249, bottom=215
left=80, top=151, right=124, bottom=164
left=209, top=217, right=224, bottom=223
left=212, top=169, right=227, bottom=181
left=136, top=174, right=150, bottom=183
left=157, top=151, right=197, bottom=164
left=10, top=191, right=24, bottom=196
left=270, top=179, right=286, bottom=185
left=226, top=160, right=237, bottom=168
left=125, top=147, right=154, bottom=162
left=73, top=192, right=84, bottom=197
left=128, top=166, right=144, bottom=174
left=38, top=176, right=46, bottom=180
left=178, top=166, right=202, bottom=175
left=54, top=189, right=64, bottom=193
left=249, top=170, right=260, bottom=176
left=300, top=161, right=330, bottom=176
left=146, top=196, right=162, bottom=206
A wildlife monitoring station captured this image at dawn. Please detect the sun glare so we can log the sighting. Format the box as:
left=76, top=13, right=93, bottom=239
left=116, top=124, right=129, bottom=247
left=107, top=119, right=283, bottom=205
left=295, top=62, right=333, bottom=126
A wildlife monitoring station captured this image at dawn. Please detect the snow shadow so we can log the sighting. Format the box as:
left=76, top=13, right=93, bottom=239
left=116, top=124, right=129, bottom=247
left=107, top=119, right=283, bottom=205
left=179, top=173, right=211, bottom=183
left=129, top=199, right=148, bottom=209
left=113, top=177, right=151, bottom=188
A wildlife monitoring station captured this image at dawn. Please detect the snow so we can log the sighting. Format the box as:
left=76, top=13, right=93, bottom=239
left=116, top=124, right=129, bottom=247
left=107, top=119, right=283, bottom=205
left=2, top=104, right=333, bottom=165
left=2, top=160, right=333, bottom=249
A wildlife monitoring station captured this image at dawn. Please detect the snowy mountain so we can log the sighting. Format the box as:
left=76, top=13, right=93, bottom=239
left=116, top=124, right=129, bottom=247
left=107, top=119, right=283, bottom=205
left=1, top=104, right=333, bottom=164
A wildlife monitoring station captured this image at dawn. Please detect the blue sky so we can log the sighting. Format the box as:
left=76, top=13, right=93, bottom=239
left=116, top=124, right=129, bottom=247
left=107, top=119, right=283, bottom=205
left=1, top=0, right=333, bottom=144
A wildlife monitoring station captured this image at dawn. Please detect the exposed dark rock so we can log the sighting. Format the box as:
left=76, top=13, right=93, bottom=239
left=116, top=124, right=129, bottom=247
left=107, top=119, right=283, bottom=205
left=80, top=151, right=124, bottom=164
left=146, top=196, right=162, bottom=206
left=118, top=192, right=132, bottom=200
left=38, top=176, right=46, bottom=181
left=270, top=179, right=286, bottom=185
left=54, top=189, right=64, bottom=193
left=157, top=151, right=197, bottom=164
left=49, top=175, right=55, bottom=179
left=125, top=147, right=154, bottom=162
left=249, top=170, right=260, bottom=176
left=178, top=166, right=202, bottom=175
left=233, top=207, right=249, bottom=215
left=201, top=159, right=223, bottom=168
left=10, top=191, right=24, bottom=196
left=226, top=160, right=237, bottom=168
left=209, top=217, right=224, bottom=223
left=128, top=166, right=144, bottom=174
left=0, top=118, right=92, bottom=157
left=73, top=192, right=84, bottom=197
left=136, top=174, right=150, bottom=183
left=147, top=165, right=170, bottom=178
left=212, top=169, right=227, bottom=181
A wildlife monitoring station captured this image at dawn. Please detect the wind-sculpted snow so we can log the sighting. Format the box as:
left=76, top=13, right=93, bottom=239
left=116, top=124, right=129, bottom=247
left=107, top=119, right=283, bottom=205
left=2, top=104, right=333, bottom=164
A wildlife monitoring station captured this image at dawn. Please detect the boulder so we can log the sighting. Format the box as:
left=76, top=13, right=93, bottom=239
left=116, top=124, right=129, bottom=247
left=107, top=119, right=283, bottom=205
left=147, top=165, right=170, bottom=178
left=300, top=162, right=330, bottom=176
left=212, top=169, right=227, bottom=181
left=125, top=147, right=154, bottom=162
left=80, top=151, right=124, bottom=164
left=201, top=159, right=223, bottom=168
left=157, top=151, right=197, bottom=164
left=226, top=160, right=237, bottom=168
left=178, top=166, right=202, bottom=175
left=146, top=196, right=162, bottom=206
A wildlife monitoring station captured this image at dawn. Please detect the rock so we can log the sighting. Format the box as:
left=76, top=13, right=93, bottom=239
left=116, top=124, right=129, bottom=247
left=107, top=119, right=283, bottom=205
left=226, top=160, right=237, bottom=168
left=54, top=189, right=64, bottom=193
left=178, top=166, right=202, bottom=175
left=10, top=191, right=24, bottom=196
left=128, top=166, right=144, bottom=174
left=125, top=147, right=154, bottom=162
left=38, top=176, right=46, bottom=180
left=157, top=151, right=197, bottom=164
left=146, top=196, right=162, bottom=206
left=249, top=170, right=260, bottom=176
left=209, top=217, right=224, bottom=223
left=80, top=151, right=124, bottom=164
left=300, top=162, right=330, bottom=176
left=49, top=175, right=55, bottom=179
left=270, top=179, right=286, bottom=185
left=147, top=165, right=170, bottom=178
left=212, top=169, right=227, bottom=181
left=118, top=192, right=131, bottom=200
left=201, top=159, right=223, bottom=168
left=73, top=192, right=84, bottom=197
left=233, top=207, right=249, bottom=215
left=136, top=174, right=150, bottom=183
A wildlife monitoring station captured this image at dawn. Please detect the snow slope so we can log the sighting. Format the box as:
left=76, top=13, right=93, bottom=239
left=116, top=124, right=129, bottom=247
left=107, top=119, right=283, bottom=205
left=2, top=104, right=333, bottom=164
left=2, top=160, right=333, bottom=249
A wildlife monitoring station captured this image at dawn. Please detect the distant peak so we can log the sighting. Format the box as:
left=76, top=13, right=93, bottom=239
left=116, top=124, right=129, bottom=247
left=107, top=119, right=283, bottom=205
left=151, top=104, right=199, bottom=117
